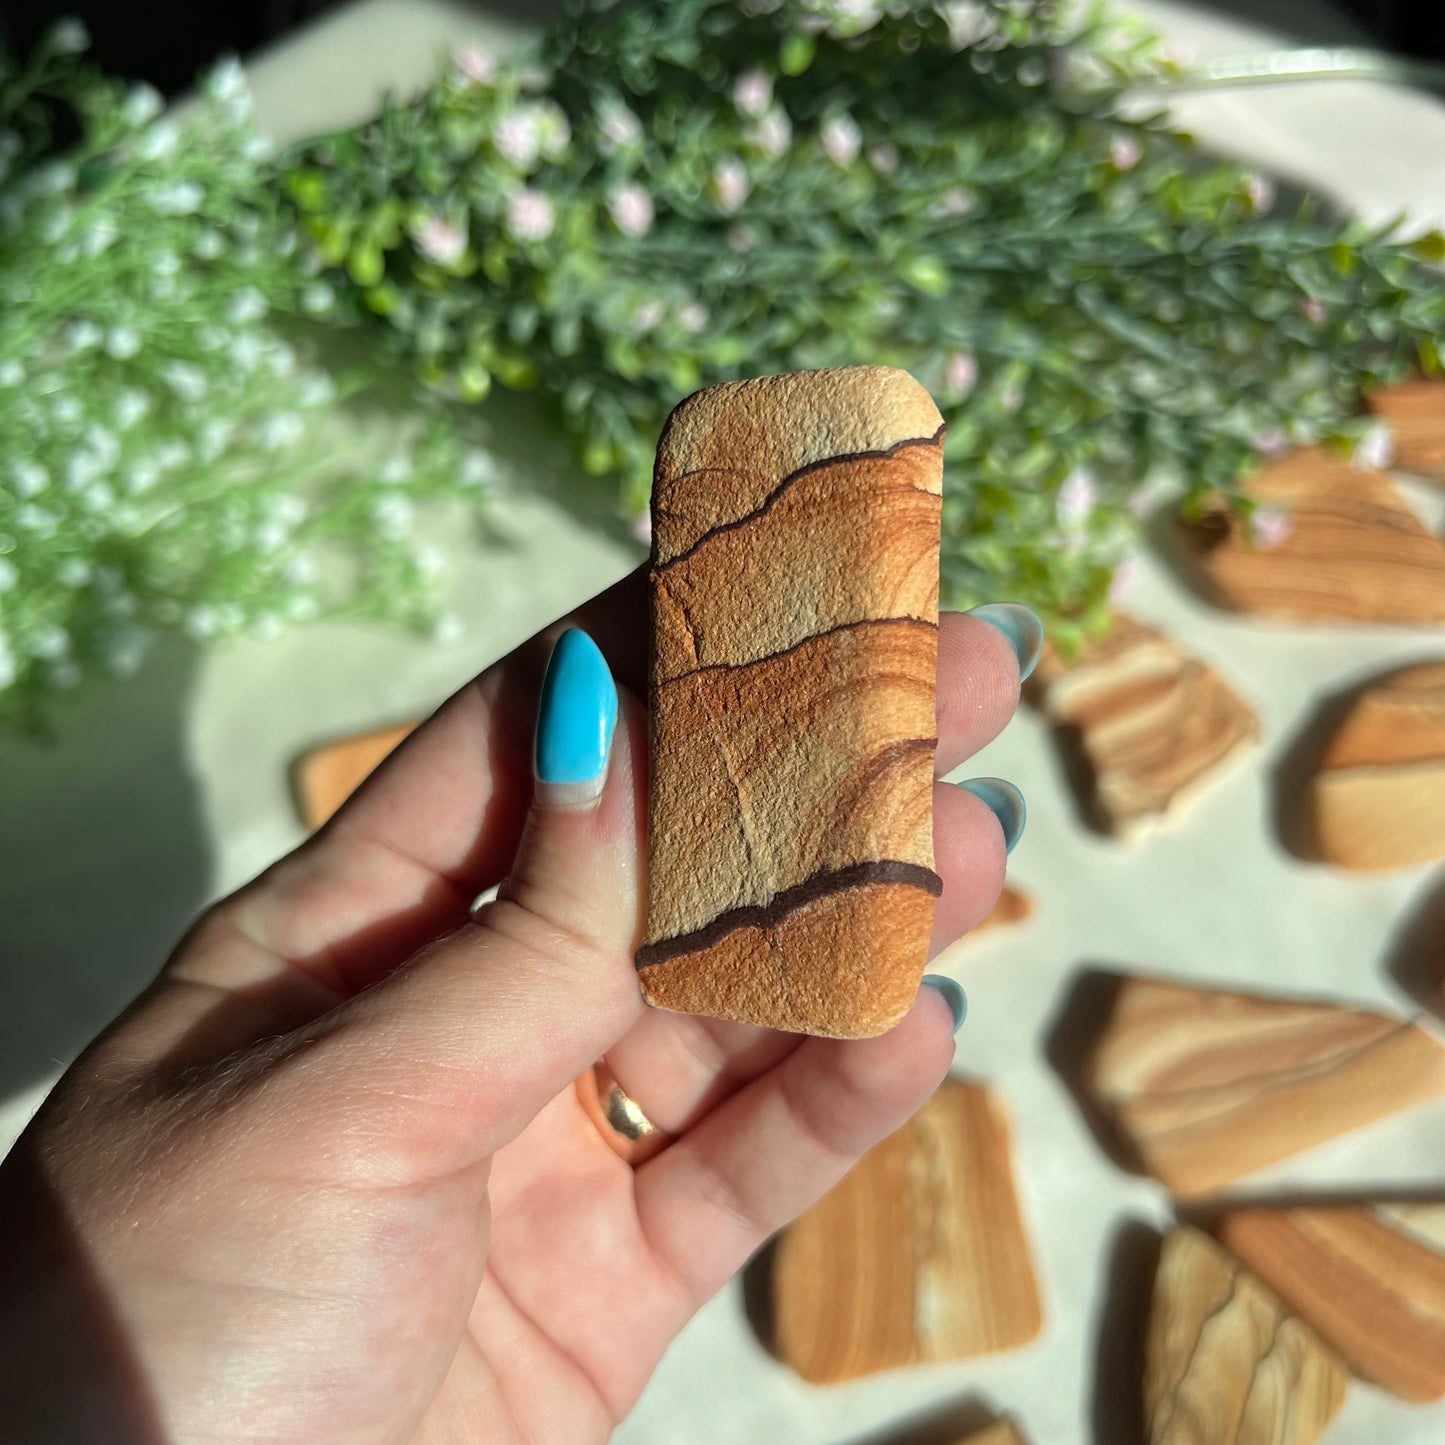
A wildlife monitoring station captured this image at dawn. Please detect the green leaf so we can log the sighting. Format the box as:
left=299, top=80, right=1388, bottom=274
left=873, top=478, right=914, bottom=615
left=898, top=255, right=950, bottom=297
left=779, top=31, right=816, bottom=77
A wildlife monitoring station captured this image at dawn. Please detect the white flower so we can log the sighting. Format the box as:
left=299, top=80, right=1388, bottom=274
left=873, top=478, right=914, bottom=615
left=10, top=459, right=48, bottom=498
left=198, top=418, right=236, bottom=460
left=460, top=450, right=497, bottom=488
left=414, top=544, right=445, bottom=577
left=193, top=227, right=226, bottom=260
left=630, top=512, right=652, bottom=546
left=632, top=298, right=664, bottom=332
left=1107, top=556, right=1141, bottom=606
left=153, top=440, right=191, bottom=471
left=51, top=395, right=82, bottom=426
left=28, top=159, right=76, bottom=197
left=287, top=594, right=320, bottom=621
left=251, top=614, right=285, bottom=641
left=205, top=56, right=250, bottom=119
left=1301, top=296, right=1328, bottom=326
left=1254, top=428, right=1288, bottom=458
left=136, top=121, right=180, bottom=161
left=301, top=281, right=335, bottom=314
left=268, top=494, right=307, bottom=528
left=16, top=505, right=58, bottom=538
left=260, top=412, right=304, bottom=450
left=1249, top=507, right=1293, bottom=550
left=0, top=633, right=15, bottom=689
left=809, top=0, right=882, bottom=37
left=943, top=350, right=978, bottom=398
left=1056, top=468, right=1097, bottom=527
left=122, top=83, right=164, bottom=128
left=727, top=224, right=752, bottom=253
left=185, top=606, right=220, bottom=640
left=227, top=287, right=267, bottom=325
left=495, top=110, right=543, bottom=168
left=936, top=187, right=975, bottom=219
left=152, top=250, right=181, bottom=277
left=1245, top=173, right=1275, bottom=213
left=372, top=494, right=415, bottom=537
left=80, top=481, right=115, bottom=512
left=0, top=360, right=22, bottom=387
left=607, top=184, right=654, bottom=238
left=151, top=180, right=205, bottom=215
left=431, top=613, right=465, bottom=645
left=286, top=553, right=319, bottom=585
left=1353, top=422, right=1394, bottom=471
left=30, top=626, right=69, bottom=660
left=0, top=557, right=16, bottom=591
left=733, top=69, right=773, bottom=118
left=537, top=100, right=571, bottom=158
left=82, top=218, right=118, bottom=256
left=678, top=301, right=709, bottom=333
left=228, top=332, right=266, bottom=372
left=713, top=158, right=749, bottom=213
left=505, top=187, right=555, bottom=242
left=415, top=214, right=468, bottom=266
left=455, top=45, right=496, bottom=86
left=162, top=361, right=207, bottom=403
left=254, top=518, right=289, bottom=553
left=82, top=425, right=120, bottom=468
left=58, top=558, right=91, bottom=587
left=64, top=449, right=106, bottom=492
left=124, top=458, right=161, bottom=494
left=297, top=372, right=335, bottom=408
left=65, top=319, right=102, bottom=353
left=105, top=326, right=141, bottom=360
left=379, top=452, right=413, bottom=485
left=47, top=18, right=89, bottom=53
left=1109, top=134, right=1142, bottom=171
left=1000, top=381, right=1024, bottom=413
left=597, top=102, right=641, bottom=150
left=868, top=143, right=899, bottom=176
left=267, top=341, right=297, bottom=377
left=820, top=114, right=861, bottom=166
left=750, top=108, right=792, bottom=159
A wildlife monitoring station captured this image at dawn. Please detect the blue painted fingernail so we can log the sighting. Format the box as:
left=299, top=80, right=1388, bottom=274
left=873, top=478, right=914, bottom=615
left=922, top=974, right=968, bottom=1033
left=967, top=602, right=1045, bottom=682
left=957, top=776, right=1027, bottom=854
left=534, top=629, right=618, bottom=808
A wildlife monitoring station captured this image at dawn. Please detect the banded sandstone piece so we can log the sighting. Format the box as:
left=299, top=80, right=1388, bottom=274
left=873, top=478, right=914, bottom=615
left=1217, top=1204, right=1445, bottom=1402
left=1145, top=1227, right=1347, bottom=1445
left=1082, top=973, right=1445, bottom=1198
left=771, top=1078, right=1042, bottom=1382
left=293, top=722, right=417, bottom=829
left=1307, top=662, right=1445, bottom=871
left=1174, top=448, right=1445, bottom=623
left=1029, top=615, right=1258, bottom=841
left=1367, top=379, right=1445, bottom=481
left=638, top=367, right=945, bottom=1037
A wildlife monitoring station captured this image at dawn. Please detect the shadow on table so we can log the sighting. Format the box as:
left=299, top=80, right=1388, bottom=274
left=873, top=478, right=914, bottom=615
left=1087, top=1220, right=1159, bottom=1445
left=0, top=635, right=211, bottom=1103
left=1384, top=871, right=1445, bottom=1020
left=840, top=1396, right=1014, bottom=1445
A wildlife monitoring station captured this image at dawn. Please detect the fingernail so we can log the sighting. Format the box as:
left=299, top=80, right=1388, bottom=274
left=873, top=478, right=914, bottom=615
left=534, top=629, right=618, bottom=809
left=922, top=974, right=968, bottom=1033
left=967, top=602, right=1045, bottom=682
left=956, top=776, right=1027, bottom=854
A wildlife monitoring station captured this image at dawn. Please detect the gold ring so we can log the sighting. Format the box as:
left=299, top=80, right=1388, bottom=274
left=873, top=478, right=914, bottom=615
left=574, top=1061, right=672, bottom=1166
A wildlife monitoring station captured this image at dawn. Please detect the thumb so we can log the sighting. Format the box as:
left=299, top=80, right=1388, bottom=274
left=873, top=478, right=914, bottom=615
left=323, top=628, right=648, bottom=1159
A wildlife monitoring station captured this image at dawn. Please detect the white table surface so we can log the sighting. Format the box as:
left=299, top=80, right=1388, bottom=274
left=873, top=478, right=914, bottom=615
left=3, top=3, right=1444, bottom=1442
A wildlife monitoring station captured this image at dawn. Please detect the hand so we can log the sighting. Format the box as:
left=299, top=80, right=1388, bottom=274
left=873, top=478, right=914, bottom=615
left=0, top=570, right=1030, bottom=1445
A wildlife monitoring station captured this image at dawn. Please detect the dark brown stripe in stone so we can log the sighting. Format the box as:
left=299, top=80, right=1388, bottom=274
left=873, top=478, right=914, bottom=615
left=655, top=614, right=939, bottom=688
left=654, top=422, right=947, bottom=572
left=635, top=859, right=943, bottom=970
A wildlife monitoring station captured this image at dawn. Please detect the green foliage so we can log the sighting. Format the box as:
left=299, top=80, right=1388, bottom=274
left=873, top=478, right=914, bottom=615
left=0, top=25, right=492, bottom=730
left=285, top=0, right=1445, bottom=626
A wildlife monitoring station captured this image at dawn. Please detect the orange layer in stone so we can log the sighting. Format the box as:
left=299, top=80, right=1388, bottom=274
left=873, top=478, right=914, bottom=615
left=1308, top=661, right=1445, bottom=870
left=643, top=367, right=943, bottom=1039
left=1175, top=447, right=1445, bottom=624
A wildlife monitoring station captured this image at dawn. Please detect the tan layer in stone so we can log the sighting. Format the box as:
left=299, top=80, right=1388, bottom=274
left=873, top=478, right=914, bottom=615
left=1175, top=448, right=1445, bottom=623
left=1145, top=1226, right=1347, bottom=1445
left=1083, top=973, right=1445, bottom=1198
left=293, top=722, right=417, bottom=830
left=1367, top=378, right=1445, bottom=480
left=954, top=1422, right=1029, bottom=1445
left=652, top=366, right=944, bottom=563
left=1309, top=661, right=1445, bottom=871
left=1218, top=1204, right=1445, bottom=1402
left=1030, top=615, right=1258, bottom=841
left=647, top=617, right=938, bottom=947
left=639, top=875, right=937, bottom=1038
left=772, top=1079, right=1043, bottom=1378
left=652, top=446, right=941, bottom=682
